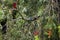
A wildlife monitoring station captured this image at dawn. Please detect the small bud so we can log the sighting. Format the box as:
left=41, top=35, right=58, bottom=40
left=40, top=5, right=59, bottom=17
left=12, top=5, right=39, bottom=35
left=13, top=2, right=17, bottom=8
left=33, top=31, right=39, bottom=36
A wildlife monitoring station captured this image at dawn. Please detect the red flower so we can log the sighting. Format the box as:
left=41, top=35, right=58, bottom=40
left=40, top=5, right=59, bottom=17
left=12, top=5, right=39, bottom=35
left=13, top=2, right=17, bottom=8
left=48, top=31, right=52, bottom=36
left=33, top=31, right=39, bottom=36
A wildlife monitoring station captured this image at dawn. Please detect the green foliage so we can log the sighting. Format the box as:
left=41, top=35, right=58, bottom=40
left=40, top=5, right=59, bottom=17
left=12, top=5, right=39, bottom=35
left=0, top=33, right=2, bottom=40
left=0, top=0, right=59, bottom=40
left=0, top=9, right=4, bottom=22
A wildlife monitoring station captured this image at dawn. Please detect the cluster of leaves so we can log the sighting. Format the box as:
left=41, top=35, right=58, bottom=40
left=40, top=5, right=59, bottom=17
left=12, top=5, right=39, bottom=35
left=0, top=0, right=59, bottom=40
